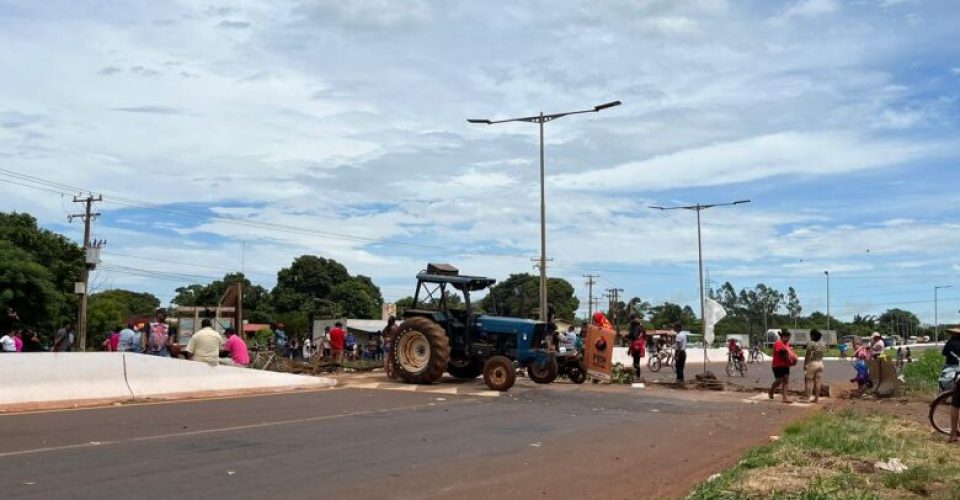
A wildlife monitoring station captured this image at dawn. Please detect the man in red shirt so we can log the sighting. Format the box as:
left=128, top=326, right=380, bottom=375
left=768, top=329, right=796, bottom=403
left=329, top=322, right=346, bottom=370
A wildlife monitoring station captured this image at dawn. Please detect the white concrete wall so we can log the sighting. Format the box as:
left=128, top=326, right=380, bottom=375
left=0, top=353, right=335, bottom=412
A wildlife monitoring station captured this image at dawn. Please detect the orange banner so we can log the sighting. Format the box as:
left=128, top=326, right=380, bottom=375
left=584, top=325, right=616, bottom=383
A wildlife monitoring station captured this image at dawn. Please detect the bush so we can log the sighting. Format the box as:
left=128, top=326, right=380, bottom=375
left=903, top=349, right=943, bottom=394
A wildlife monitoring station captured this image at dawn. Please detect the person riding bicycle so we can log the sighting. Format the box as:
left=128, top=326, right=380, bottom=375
left=727, top=338, right=744, bottom=363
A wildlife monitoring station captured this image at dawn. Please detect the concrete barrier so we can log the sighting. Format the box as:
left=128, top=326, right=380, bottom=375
left=0, top=353, right=336, bottom=412
left=123, top=354, right=336, bottom=401
left=0, top=353, right=133, bottom=412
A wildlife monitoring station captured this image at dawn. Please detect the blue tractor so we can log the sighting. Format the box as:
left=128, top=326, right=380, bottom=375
left=391, top=264, right=559, bottom=391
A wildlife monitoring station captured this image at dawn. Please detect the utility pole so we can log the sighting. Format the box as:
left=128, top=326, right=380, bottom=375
left=935, top=285, right=953, bottom=346
left=604, top=287, right=623, bottom=333
left=583, top=274, right=599, bottom=318
left=69, top=194, right=102, bottom=351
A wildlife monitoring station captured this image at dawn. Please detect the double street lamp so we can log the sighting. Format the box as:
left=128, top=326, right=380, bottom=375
left=650, top=199, right=751, bottom=372
left=468, top=100, right=622, bottom=321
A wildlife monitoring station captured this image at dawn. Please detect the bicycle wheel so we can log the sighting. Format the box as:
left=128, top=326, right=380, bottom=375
left=930, top=391, right=956, bottom=436
left=648, top=355, right=662, bottom=372
left=738, top=360, right=747, bottom=376
left=725, top=361, right=735, bottom=377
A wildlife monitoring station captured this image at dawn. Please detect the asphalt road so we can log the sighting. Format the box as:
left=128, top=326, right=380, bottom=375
left=639, top=358, right=859, bottom=392
left=0, top=382, right=809, bottom=499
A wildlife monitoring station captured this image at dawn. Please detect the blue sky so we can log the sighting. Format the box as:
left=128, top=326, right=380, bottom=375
left=1, top=0, right=959, bottom=324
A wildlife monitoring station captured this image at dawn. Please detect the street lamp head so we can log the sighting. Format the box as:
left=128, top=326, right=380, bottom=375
left=466, top=119, right=491, bottom=124
left=733, top=199, right=751, bottom=205
left=593, top=100, right=622, bottom=112
left=824, top=270, right=829, bottom=276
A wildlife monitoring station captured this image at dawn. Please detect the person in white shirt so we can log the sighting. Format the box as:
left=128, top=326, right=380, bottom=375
left=673, top=322, right=690, bottom=384
left=560, top=326, right=577, bottom=350
left=0, top=332, right=16, bottom=352
left=185, top=319, right=224, bottom=365
left=871, top=333, right=885, bottom=359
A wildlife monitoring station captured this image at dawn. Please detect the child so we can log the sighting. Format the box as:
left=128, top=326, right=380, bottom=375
left=851, top=357, right=871, bottom=393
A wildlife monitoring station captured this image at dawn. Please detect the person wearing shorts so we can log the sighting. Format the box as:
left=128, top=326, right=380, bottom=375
left=804, top=329, right=826, bottom=403
left=769, top=329, right=795, bottom=403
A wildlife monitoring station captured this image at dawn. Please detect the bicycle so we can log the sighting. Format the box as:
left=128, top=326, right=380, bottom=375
left=929, top=365, right=960, bottom=436
left=726, top=353, right=747, bottom=377
left=648, top=348, right=674, bottom=373
left=748, top=346, right=762, bottom=364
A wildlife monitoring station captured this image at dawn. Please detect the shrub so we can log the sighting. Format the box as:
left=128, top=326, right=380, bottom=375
left=903, top=349, right=943, bottom=394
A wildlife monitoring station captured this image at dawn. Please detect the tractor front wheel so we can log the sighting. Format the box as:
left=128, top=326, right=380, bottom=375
left=527, top=356, right=559, bottom=384
left=483, top=356, right=516, bottom=391
left=392, top=317, right=450, bottom=384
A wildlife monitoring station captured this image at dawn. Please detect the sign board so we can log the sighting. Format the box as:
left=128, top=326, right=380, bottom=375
left=583, top=325, right=616, bottom=383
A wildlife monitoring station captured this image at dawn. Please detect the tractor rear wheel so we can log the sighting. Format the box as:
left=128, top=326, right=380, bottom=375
left=392, top=317, right=450, bottom=384
left=483, top=356, right=516, bottom=391
left=527, top=356, right=559, bottom=384
left=447, top=354, right=483, bottom=379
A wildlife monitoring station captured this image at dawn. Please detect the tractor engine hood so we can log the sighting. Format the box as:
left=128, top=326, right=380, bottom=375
left=475, top=315, right=541, bottom=335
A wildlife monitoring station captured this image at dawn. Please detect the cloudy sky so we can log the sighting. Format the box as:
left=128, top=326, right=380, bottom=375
left=1, top=0, right=959, bottom=324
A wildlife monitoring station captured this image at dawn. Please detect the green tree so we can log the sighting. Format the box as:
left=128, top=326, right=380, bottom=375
left=0, top=240, right=64, bottom=334
left=86, top=289, right=161, bottom=348
left=786, top=287, right=802, bottom=327
left=649, top=302, right=698, bottom=331
left=480, top=273, right=579, bottom=320
left=878, top=309, right=920, bottom=338
left=0, top=212, right=83, bottom=330
left=173, top=273, right=273, bottom=323
left=330, top=280, right=380, bottom=319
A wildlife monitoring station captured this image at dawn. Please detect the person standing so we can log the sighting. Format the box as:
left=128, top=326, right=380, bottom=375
left=184, top=319, right=224, bottom=366
left=941, top=327, right=960, bottom=443
left=769, top=329, right=796, bottom=403
left=629, top=324, right=647, bottom=378
left=804, top=329, right=826, bottom=403
left=673, top=322, right=689, bottom=385
left=273, top=323, right=288, bottom=358
left=321, top=326, right=332, bottom=360
left=118, top=324, right=140, bottom=353
left=145, top=308, right=171, bottom=357
left=329, top=321, right=346, bottom=369
left=303, top=337, right=313, bottom=360
left=871, top=333, right=885, bottom=360
left=383, top=317, right=399, bottom=378
left=222, top=327, right=250, bottom=367
left=22, top=330, right=43, bottom=352
left=53, top=322, right=74, bottom=352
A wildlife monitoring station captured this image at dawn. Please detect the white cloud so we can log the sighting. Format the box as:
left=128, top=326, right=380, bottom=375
left=781, top=0, right=840, bottom=18
left=550, top=131, right=948, bottom=192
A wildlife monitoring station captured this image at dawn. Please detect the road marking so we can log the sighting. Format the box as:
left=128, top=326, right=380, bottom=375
left=0, top=401, right=452, bottom=459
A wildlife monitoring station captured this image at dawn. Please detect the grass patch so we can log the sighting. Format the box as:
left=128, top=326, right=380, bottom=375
left=689, top=408, right=960, bottom=499
left=902, top=349, right=943, bottom=395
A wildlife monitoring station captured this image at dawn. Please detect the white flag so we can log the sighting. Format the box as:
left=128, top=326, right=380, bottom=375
left=703, top=298, right=727, bottom=345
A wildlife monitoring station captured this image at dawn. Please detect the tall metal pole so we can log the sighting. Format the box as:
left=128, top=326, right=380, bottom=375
left=538, top=112, right=547, bottom=322
left=935, top=285, right=953, bottom=346
left=696, top=206, right=707, bottom=373
left=824, top=271, right=831, bottom=331
left=467, top=100, right=622, bottom=323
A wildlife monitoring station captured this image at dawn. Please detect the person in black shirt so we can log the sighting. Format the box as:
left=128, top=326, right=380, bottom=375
left=943, top=327, right=960, bottom=443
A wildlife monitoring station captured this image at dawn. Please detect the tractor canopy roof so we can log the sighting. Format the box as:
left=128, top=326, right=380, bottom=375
left=416, top=271, right=496, bottom=292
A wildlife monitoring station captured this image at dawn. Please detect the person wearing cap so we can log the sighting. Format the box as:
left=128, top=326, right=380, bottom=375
left=871, top=333, right=885, bottom=360
left=942, top=327, right=960, bottom=442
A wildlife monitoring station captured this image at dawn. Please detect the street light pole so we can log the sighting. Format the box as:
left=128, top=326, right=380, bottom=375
left=650, top=199, right=751, bottom=373
left=935, top=285, right=953, bottom=346
left=824, top=271, right=830, bottom=331
left=468, top=100, right=622, bottom=322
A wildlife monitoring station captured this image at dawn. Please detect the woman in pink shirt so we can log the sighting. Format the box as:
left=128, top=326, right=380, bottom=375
left=224, top=328, right=250, bottom=366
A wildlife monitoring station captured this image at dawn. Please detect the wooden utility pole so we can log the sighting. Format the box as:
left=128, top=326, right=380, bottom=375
left=69, top=194, right=102, bottom=351
left=604, top=287, right=623, bottom=331
left=583, top=274, right=599, bottom=318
